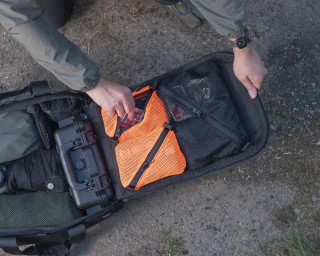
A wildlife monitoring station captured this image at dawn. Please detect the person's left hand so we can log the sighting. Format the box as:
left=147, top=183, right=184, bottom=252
left=233, top=43, right=268, bottom=99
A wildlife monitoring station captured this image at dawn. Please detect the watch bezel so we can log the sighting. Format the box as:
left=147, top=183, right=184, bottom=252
left=236, top=37, right=248, bottom=49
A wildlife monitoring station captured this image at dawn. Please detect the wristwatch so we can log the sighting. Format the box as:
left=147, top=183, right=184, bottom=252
left=230, top=29, right=252, bottom=49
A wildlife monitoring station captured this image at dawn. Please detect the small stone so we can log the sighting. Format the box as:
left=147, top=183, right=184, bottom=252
left=294, top=209, right=301, bottom=215
left=270, top=124, right=278, bottom=131
left=317, top=140, right=320, bottom=146
left=312, top=196, right=318, bottom=202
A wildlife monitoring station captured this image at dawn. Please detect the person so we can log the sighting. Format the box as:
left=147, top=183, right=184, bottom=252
left=0, top=0, right=267, bottom=120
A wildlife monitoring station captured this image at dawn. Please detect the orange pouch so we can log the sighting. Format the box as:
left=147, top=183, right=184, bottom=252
left=101, top=87, right=186, bottom=190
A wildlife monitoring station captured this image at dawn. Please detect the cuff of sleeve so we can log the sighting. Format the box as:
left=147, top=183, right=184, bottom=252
left=227, top=25, right=246, bottom=39
left=80, top=71, right=101, bottom=92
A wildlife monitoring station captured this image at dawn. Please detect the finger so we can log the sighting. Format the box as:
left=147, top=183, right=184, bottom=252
left=106, top=107, right=116, bottom=118
left=100, top=102, right=116, bottom=118
left=123, top=94, right=136, bottom=120
left=252, top=79, right=263, bottom=90
left=114, top=102, right=126, bottom=118
left=240, top=77, right=258, bottom=99
left=252, top=67, right=268, bottom=90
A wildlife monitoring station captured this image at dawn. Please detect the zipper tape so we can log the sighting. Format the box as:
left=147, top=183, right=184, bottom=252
left=158, top=86, right=245, bottom=146
left=126, top=123, right=172, bottom=191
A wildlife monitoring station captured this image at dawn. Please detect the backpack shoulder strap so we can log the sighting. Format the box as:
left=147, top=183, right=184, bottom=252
left=0, top=81, right=51, bottom=101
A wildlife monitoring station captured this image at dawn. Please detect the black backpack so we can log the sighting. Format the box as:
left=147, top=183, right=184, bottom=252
left=0, top=52, right=269, bottom=255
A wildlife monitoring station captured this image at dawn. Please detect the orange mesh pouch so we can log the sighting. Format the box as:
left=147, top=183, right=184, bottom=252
left=101, top=114, right=117, bottom=138
left=101, top=86, right=152, bottom=138
left=101, top=87, right=186, bottom=190
left=116, top=124, right=186, bottom=190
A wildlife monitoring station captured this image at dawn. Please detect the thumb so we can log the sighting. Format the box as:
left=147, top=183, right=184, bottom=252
left=240, top=77, right=258, bottom=99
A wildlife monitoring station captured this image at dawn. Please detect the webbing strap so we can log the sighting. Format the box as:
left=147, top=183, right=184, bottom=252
left=0, top=86, right=30, bottom=101
left=0, top=236, right=18, bottom=249
left=67, top=224, right=86, bottom=244
left=0, top=81, right=51, bottom=101
left=0, top=236, right=34, bottom=255
left=0, top=225, right=85, bottom=255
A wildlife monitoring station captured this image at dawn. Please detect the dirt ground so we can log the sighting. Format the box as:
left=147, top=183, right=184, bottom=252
left=0, top=0, right=319, bottom=255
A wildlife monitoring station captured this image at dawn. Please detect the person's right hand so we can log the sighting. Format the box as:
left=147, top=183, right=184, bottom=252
left=86, top=77, right=135, bottom=119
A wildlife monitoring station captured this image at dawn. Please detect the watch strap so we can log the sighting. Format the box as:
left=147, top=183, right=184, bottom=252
left=229, top=29, right=252, bottom=48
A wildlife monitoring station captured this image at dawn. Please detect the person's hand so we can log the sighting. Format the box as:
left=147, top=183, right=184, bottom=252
left=86, top=77, right=135, bottom=119
left=232, top=43, right=268, bottom=99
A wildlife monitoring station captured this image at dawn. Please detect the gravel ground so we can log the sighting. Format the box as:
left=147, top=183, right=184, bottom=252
left=0, top=0, right=319, bottom=255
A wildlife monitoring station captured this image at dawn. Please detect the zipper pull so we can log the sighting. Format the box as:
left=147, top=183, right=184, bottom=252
left=191, top=107, right=204, bottom=118
left=114, top=128, right=121, bottom=140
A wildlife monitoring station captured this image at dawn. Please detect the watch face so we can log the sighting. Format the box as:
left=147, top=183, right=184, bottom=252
left=236, top=37, right=247, bottom=49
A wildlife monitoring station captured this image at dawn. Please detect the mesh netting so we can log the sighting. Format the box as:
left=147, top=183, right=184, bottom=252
left=157, top=60, right=247, bottom=170
left=136, top=130, right=185, bottom=189
left=0, top=192, right=82, bottom=228
left=159, top=61, right=247, bottom=140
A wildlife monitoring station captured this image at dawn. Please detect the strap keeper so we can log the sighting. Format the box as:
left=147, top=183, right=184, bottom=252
left=152, top=81, right=159, bottom=91
left=29, top=81, right=51, bottom=97
left=241, top=141, right=250, bottom=151
left=164, top=122, right=172, bottom=130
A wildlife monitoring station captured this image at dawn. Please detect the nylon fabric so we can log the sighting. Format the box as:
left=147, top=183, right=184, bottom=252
left=0, top=110, right=43, bottom=163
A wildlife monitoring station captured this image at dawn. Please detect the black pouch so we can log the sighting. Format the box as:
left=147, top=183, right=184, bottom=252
left=0, top=110, right=43, bottom=163
left=27, top=105, right=56, bottom=149
left=157, top=60, right=248, bottom=170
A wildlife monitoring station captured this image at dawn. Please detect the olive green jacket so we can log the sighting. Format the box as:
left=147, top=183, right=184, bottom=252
left=0, top=0, right=246, bottom=91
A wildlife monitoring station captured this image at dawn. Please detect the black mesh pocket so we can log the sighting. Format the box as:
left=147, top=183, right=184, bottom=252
left=157, top=60, right=248, bottom=170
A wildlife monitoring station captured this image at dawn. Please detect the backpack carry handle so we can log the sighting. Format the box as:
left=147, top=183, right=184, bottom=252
left=0, top=80, right=51, bottom=102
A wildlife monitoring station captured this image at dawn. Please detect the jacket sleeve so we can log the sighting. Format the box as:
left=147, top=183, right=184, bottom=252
left=0, top=0, right=100, bottom=91
left=190, top=0, right=247, bottom=38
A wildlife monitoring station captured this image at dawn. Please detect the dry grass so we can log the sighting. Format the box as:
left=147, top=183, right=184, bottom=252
left=267, top=226, right=320, bottom=256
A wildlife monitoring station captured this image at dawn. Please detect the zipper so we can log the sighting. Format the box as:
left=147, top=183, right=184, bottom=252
left=38, top=149, right=53, bottom=188
left=126, top=123, right=172, bottom=191
left=114, top=120, right=121, bottom=140
left=113, top=90, right=153, bottom=140
left=159, top=86, right=245, bottom=146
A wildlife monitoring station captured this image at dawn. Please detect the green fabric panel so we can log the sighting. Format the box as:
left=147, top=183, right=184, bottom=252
left=0, top=192, right=83, bottom=228
left=0, top=110, right=42, bottom=163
